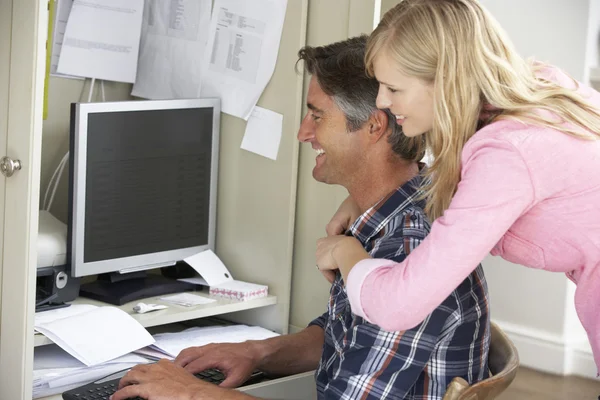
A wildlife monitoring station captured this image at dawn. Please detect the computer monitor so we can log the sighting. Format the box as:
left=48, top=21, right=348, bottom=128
left=68, top=98, right=220, bottom=305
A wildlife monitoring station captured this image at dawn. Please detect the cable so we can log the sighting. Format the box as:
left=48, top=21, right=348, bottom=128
left=43, top=151, right=69, bottom=210
left=87, top=77, right=96, bottom=102
left=46, top=152, right=69, bottom=211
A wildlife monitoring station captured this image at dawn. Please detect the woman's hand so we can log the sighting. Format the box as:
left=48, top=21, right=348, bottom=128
left=316, top=235, right=370, bottom=283
left=326, top=196, right=361, bottom=236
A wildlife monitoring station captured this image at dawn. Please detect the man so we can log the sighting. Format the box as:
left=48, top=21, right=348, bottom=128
left=112, top=36, right=490, bottom=400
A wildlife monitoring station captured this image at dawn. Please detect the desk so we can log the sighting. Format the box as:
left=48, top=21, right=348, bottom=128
left=34, top=292, right=282, bottom=398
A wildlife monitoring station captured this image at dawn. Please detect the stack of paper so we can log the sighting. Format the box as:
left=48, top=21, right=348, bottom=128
left=34, top=305, right=155, bottom=366
left=33, top=344, right=151, bottom=399
left=137, top=325, right=279, bottom=360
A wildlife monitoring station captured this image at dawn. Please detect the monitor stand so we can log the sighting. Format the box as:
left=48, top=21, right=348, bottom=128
left=79, top=271, right=196, bottom=306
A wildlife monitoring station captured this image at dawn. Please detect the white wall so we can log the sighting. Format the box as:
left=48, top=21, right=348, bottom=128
left=479, top=0, right=599, bottom=378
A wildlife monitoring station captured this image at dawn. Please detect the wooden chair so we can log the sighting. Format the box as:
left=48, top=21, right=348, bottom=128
left=442, top=322, right=520, bottom=400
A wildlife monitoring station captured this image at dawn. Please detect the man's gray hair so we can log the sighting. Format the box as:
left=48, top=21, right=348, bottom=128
left=297, top=35, right=424, bottom=161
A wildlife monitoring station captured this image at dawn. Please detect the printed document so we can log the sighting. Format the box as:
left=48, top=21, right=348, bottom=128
left=57, top=0, right=144, bottom=83
left=132, top=0, right=212, bottom=99
left=50, top=0, right=82, bottom=79
left=199, top=0, right=288, bottom=119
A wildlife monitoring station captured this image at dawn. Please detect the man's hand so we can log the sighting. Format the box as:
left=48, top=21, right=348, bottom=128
left=175, top=342, right=261, bottom=388
left=111, top=359, right=222, bottom=400
left=325, top=196, right=361, bottom=236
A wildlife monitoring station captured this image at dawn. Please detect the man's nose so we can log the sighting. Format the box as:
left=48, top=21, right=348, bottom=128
left=297, top=113, right=315, bottom=142
left=376, top=87, right=391, bottom=109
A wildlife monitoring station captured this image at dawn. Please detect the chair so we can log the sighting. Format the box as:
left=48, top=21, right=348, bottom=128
left=442, top=322, right=520, bottom=400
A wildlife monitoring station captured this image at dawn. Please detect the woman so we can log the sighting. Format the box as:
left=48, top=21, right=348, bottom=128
left=315, top=0, right=600, bottom=370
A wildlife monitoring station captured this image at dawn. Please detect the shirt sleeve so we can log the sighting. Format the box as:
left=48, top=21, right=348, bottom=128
left=346, top=138, right=535, bottom=331
left=321, top=296, right=456, bottom=400
left=308, top=310, right=328, bottom=330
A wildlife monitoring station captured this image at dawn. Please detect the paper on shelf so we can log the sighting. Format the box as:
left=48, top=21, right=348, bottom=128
left=199, top=0, right=288, bottom=119
left=241, top=106, right=283, bottom=160
left=132, top=0, right=212, bottom=99
left=159, top=292, right=216, bottom=307
left=34, top=304, right=97, bottom=328
left=209, top=280, right=268, bottom=301
left=183, top=249, right=233, bottom=286
left=33, top=344, right=150, bottom=399
left=57, top=0, right=144, bottom=82
left=149, top=325, right=279, bottom=358
left=34, top=306, right=154, bottom=366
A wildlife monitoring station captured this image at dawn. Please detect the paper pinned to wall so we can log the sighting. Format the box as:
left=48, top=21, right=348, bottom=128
left=50, top=0, right=82, bottom=79
left=241, top=106, right=283, bottom=160
left=57, top=0, right=144, bottom=83
left=199, top=0, right=288, bottom=120
left=132, top=0, right=212, bottom=99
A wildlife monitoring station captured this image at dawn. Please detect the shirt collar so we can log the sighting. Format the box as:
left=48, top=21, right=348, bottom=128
left=348, top=170, right=426, bottom=245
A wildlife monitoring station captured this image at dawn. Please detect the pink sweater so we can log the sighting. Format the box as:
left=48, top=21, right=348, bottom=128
left=346, top=66, right=600, bottom=370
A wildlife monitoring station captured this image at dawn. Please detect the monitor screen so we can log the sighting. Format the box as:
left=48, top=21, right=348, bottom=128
left=69, top=99, right=220, bottom=277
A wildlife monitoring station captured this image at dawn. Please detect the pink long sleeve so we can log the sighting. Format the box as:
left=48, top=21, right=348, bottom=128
left=346, top=136, right=535, bottom=331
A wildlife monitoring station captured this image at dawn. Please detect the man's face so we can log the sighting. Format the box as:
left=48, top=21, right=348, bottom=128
left=297, top=76, right=365, bottom=186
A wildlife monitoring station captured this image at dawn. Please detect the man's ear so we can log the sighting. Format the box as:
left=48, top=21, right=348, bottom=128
left=367, top=109, right=390, bottom=143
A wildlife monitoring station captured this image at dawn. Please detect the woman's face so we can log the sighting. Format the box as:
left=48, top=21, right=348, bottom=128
left=373, top=52, right=435, bottom=137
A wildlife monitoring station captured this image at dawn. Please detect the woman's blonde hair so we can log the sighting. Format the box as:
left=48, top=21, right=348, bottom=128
left=366, top=0, right=600, bottom=220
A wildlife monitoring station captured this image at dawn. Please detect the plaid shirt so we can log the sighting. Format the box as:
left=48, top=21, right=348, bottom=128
left=309, top=174, right=490, bottom=399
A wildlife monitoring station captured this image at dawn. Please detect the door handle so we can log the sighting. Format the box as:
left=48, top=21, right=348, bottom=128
left=0, top=156, right=22, bottom=177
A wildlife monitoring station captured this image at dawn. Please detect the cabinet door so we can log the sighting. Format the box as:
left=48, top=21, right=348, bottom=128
left=0, top=0, right=46, bottom=398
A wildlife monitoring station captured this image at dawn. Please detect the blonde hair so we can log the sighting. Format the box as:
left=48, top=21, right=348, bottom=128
left=366, top=0, right=600, bottom=220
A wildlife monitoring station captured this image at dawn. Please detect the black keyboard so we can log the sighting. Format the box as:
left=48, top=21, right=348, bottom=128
left=62, top=368, right=265, bottom=400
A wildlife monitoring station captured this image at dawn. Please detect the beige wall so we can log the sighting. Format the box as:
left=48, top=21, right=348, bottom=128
left=289, top=0, right=376, bottom=330
left=39, top=0, right=311, bottom=335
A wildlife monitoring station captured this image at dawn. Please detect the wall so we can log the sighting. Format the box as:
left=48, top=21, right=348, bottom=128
left=288, top=0, right=375, bottom=332
left=477, top=0, right=598, bottom=378
left=40, top=0, right=311, bottom=336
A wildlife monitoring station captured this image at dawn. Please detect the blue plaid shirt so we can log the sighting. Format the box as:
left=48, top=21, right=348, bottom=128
left=309, top=174, right=490, bottom=399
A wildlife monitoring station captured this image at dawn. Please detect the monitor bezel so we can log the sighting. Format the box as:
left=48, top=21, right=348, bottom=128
left=70, top=98, right=220, bottom=277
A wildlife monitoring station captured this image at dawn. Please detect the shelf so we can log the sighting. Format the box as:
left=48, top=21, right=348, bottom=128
left=590, top=67, right=600, bottom=90
left=34, top=292, right=277, bottom=347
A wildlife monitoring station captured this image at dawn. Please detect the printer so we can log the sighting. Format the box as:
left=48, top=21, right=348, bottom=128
left=36, top=210, right=79, bottom=311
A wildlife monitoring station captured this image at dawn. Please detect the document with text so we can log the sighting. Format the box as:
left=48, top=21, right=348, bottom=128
left=199, top=0, right=287, bottom=120
left=132, top=0, right=212, bottom=99
left=57, top=0, right=144, bottom=83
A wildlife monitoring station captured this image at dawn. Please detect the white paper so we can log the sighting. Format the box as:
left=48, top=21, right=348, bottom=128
left=178, top=276, right=209, bottom=286
left=50, top=0, right=82, bottom=79
left=32, top=345, right=150, bottom=399
left=199, top=0, right=288, bottom=119
left=132, top=0, right=212, bottom=99
left=160, top=292, right=216, bottom=306
left=150, top=325, right=279, bottom=358
left=34, top=304, right=97, bottom=328
left=57, top=0, right=144, bottom=83
left=183, top=249, right=234, bottom=286
left=34, top=306, right=154, bottom=366
left=211, top=279, right=268, bottom=293
left=241, top=106, right=283, bottom=160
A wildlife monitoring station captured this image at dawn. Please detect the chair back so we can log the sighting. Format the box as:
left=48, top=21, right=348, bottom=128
left=442, top=322, right=519, bottom=400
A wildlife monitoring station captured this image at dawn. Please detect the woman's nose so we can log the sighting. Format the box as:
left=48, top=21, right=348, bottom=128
left=376, top=88, right=391, bottom=109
